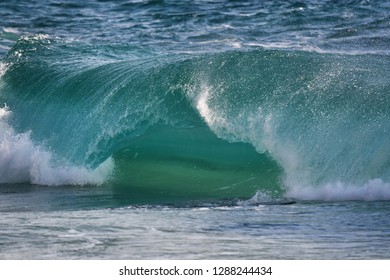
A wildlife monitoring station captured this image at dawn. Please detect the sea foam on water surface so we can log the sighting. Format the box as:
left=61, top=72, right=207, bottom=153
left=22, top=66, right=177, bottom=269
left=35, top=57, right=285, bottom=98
left=286, top=179, right=390, bottom=201
left=0, top=105, right=114, bottom=186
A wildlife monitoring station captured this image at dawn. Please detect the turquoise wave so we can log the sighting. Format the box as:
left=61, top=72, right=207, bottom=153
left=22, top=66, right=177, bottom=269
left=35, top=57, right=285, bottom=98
left=1, top=35, right=390, bottom=200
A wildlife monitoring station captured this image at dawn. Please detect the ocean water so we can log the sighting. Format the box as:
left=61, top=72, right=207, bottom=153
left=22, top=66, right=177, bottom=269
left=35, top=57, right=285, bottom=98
left=0, top=0, right=390, bottom=259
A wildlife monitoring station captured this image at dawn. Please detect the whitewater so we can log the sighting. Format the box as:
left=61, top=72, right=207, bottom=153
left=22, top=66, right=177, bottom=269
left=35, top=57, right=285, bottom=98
left=1, top=0, right=390, bottom=259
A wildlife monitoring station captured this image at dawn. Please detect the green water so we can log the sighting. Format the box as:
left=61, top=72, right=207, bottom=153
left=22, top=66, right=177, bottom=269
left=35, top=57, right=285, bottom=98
left=1, top=0, right=390, bottom=260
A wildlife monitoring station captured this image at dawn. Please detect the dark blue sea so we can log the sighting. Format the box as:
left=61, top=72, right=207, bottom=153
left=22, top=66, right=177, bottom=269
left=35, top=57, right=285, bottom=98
left=1, top=0, right=390, bottom=259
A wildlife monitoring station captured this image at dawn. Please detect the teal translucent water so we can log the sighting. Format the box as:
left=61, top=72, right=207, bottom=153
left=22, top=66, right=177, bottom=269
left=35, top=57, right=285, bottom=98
left=1, top=0, right=390, bottom=259
left=1, top=38, right=389, bottom=201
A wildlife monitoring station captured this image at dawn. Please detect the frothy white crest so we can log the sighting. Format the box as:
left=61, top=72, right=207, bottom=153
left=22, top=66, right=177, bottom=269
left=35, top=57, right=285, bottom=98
left=0, top=62, right=8, bottom=77
left=261, top=113, right=305, bottom=184
left=0, top=106, right=114, bottom=186
left=287, top=179, right=390, bottom=201
left=21, top=33, right=50, bottom=41
left=262, top=114, right=390, bottom=201
left=0, top=104, right=10, bottom=118
left=2, top=27, right=20, bottom=34
left=244, top=41, right=388, bottom=56
left=195, top=84, right=227, bottom=129
left=237, top=190, right=274, bottom=206
left=191, top=82, right=244, bottom=144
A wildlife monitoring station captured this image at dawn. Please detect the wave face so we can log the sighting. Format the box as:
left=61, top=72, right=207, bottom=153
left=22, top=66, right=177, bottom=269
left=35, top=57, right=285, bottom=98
left=1, top=35, right=390, bottom=201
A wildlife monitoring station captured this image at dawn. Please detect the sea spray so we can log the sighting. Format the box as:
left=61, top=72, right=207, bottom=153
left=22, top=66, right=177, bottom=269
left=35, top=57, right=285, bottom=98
left=2, top=0, right=390, bottom=262
left=286, top=179, right=390, bottom=201
left=0, top=104, right=114, bottom=185
left=1, top=35, right=390, bottom=201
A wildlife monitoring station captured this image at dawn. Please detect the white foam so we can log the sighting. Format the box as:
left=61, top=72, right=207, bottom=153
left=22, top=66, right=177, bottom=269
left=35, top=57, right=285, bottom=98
left=190, top=82, right=246, bottom=144
left=195, top=84, right=227, bottom=129
left=244, top=41, right=389, bottom=56
left=0, top=62, right=8, bottom=77
left=287, top=179, right=390, bottom=201
left=237, top=190, right=274, bottom=205
left=0, top=105, right=114, bottom=186
left=2, top=27, right=20, bottom=34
